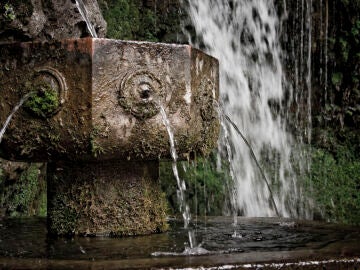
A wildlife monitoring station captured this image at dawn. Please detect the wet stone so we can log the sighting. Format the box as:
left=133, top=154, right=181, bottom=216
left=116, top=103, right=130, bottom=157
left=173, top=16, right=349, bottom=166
left=0, top=37, right=219, bottom=236
left=47, top=160, right=168, bottom=236
left=0, top=38, right=219, bottom=162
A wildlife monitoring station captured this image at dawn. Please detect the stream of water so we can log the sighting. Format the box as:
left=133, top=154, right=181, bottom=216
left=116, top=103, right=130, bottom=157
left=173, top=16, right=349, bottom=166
left=75, top=0, right=98, bottom=38
left=159, top=105, right=199, bottom=251
left=186, top=0, right=311, bottom=218
left=0, top=93, right=33, bottom=144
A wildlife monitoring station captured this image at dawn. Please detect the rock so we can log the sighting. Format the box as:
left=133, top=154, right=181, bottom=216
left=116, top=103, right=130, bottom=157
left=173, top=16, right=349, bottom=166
left=47, top=161, right=168, bottom=236
left=0, top=0, right=106, bottom=43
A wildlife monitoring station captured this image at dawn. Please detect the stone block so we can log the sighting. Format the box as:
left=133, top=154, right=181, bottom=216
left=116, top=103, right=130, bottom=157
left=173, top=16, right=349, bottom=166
left=0, top=37, right=219, bottom=162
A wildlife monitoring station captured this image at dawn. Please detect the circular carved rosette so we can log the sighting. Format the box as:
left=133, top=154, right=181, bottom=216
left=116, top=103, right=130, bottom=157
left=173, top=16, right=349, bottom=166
left=25, top=67, right=67, bottom=118
left=196, top=78, right=217, bottom=121
left=36, top=67, right=68, bottom=104
left=118, top=70, right=165, bottom=120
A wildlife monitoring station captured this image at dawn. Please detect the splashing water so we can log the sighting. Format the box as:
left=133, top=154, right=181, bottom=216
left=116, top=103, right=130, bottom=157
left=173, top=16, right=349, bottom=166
left=0, top=93, right=33, bottom=144
left=75, top=0, right=98, bottom=38
left=187, top=0, right=310, bottom=217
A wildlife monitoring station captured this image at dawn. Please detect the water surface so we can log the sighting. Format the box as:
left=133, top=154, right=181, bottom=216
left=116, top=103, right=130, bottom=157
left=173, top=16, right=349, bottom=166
left=0, top=217, right=359, bottom=269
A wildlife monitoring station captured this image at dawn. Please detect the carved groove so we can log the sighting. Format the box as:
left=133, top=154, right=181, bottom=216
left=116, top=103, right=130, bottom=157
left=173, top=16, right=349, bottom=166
left=118, top=70, right=165, bottom=120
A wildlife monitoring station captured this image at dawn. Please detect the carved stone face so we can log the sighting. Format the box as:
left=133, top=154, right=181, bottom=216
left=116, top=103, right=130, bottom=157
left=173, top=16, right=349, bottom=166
left=0, top=38, right=219, bottom=162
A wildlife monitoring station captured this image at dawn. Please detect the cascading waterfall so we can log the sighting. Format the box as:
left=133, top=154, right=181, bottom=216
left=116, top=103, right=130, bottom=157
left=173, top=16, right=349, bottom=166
left=306, top=0, right=312, bottom=145
left=285, top=0, right=313, bottom=217
left=288, top=0, right=313, bottom=143
left=187, top=0, right=312, bottom=217
left=317, top=0, right=329, bottom=108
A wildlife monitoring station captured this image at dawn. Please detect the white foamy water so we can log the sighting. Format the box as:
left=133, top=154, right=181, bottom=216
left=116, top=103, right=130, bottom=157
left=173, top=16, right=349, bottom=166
left=187, top=0, right=309, bottom=217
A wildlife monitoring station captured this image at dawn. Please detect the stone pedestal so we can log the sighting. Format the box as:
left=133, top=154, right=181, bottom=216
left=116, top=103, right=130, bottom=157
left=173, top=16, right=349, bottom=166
left=47, top=161, right=168, bottom=236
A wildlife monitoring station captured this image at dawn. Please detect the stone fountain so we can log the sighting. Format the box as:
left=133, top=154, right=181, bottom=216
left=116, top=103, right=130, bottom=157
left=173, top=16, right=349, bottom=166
left=0, top=37, right=219, bottom=235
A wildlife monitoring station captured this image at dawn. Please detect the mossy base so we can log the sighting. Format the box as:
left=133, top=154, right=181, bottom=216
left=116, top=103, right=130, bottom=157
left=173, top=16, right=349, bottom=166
left=47, top=160, right=168, bottom=236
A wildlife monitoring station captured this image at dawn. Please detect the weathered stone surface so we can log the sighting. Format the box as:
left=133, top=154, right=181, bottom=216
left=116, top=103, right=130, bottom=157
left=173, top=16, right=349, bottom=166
left=0, top=37, right=219, bottom=235
left=0, top=0, right=106, bottom=43
left=0, top=38, right=219, bottom=162
left=0, top=0, right=106, bottom=217
left=0, top=38, right=93, bottom=162
left=47, top=160, right=168, bottom=236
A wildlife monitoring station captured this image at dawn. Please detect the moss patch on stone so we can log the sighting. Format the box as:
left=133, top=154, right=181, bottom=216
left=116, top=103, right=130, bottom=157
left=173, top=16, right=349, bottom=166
left=0, top=162, right=46, bottom=217
left=47, top=161, right=168, bottom=236
left=48, top=194, right=78, bottom=235
left=24, top=82, right=60, bottom=118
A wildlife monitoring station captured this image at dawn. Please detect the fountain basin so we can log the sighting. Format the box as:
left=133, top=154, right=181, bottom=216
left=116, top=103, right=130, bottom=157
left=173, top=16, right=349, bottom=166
left=0, top=217, right=359, bottom=269
left=0, top=37, right=219, bottom=161
left=0, top=38, right=219, bottom=236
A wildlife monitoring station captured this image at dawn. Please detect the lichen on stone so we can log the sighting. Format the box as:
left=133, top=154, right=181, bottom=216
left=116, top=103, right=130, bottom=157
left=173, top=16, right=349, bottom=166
left=47, top=161, right=168, bottom=236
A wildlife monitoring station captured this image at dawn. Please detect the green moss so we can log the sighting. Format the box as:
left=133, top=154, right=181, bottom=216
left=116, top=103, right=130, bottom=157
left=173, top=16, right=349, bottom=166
left=331, top=72, right=343, bottom=86
left=160, top=152, right=229, bottom=216
left=312, top=2, right=360, bottom=225
left=90, top=128, right=106, bottom=157
left=38, top=191, right=47, bottom=217
left=48, top=194, right=78, bottom=235
left=351, top=20, right=360, bottom=42
left=1, top=0, right=33, bottom=26
left=0, top=167, right=4, bottom=209
left=90, top=139, right=105, bottom=157
left=99, top=0, right=184, bottom=43
left=0, top=161, right=47, bottom=218
left=47, top=161, right=168, bottom=236
left=2, top=3, right=15, bottom=21
left=0, top=167, right=3, bottom=185
left=7, top=164, right=40, bottom=216
left=109, top=178, right=169, bottom=236
left=142, top=182, right=169, bottom=232
left=339, top=38, right=349, bottom=62
left=100, top=0, right=141, bottom=40
left=24, top=82, right=60, bottom=118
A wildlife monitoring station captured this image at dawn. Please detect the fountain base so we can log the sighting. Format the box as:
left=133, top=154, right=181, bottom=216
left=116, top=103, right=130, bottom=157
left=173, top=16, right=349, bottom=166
left=1, top=217, right=359, bottom=269
left=47, top=160, right=168, bottom=236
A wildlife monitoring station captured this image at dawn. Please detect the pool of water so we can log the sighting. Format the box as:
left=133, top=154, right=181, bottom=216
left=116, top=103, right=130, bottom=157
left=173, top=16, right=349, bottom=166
left=0, top=217, right=359, bottom=269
